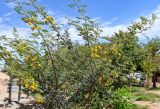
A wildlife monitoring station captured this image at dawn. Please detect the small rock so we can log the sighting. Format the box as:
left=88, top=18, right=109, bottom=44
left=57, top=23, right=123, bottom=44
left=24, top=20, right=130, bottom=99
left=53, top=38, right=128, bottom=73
left=7, top=104, right=12, bottom=107
left=0, top=101, right=4, bottom=107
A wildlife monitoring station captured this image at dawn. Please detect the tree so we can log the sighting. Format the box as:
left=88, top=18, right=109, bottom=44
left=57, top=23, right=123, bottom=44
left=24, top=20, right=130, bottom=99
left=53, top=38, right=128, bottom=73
left=141, top=38, right=160, bottom=88
left=141, top=55, right=157, bottom=87
left=0, top=0, right=157, bottom=108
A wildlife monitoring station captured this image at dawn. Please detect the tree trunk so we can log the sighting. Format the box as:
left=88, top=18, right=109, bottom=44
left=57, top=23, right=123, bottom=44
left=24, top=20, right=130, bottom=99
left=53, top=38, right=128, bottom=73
left=152, top=73, right=157, bottom=88
left=8, top=75, right=13, bottom=104
left=147, top=75, right=150, bottom=88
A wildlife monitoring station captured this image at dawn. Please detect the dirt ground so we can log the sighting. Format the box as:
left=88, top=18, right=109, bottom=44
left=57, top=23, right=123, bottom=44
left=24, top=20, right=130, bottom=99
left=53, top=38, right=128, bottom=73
left=0, top=72, right=24, bottom=101
left=0, top=72, right=29, bottom=109
left=0, top=72, right=9, bottom=101
left=134, top=101, right=160, bottom=109
left=134, top=83, right=160, bottom=109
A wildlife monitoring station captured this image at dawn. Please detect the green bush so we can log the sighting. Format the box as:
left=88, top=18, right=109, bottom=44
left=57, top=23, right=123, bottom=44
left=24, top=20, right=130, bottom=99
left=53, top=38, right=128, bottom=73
left=90, top=88, right=131, bottom=109
left=111, top=88, right=131, bottom=109
left=91, top=92, right=104, bottom=109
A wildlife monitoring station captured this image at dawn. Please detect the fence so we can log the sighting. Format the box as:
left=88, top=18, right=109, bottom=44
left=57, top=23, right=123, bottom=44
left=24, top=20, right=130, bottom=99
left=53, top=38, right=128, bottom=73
left=7, top=75, right=22, bottom=104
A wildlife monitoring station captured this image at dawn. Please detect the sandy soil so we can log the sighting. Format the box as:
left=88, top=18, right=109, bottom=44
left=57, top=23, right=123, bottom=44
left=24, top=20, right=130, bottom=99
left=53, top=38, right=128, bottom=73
left=134, top=83, right=160, bottom=109
left=0, top=72, right=9, bottom=101
left=134, top=101, right=160, bottom=109
left=0, top=72, right=29, bottom=109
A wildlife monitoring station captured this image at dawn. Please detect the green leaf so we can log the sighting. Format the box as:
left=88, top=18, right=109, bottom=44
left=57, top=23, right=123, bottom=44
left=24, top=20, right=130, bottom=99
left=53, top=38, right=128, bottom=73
left=32, top=32, right=39, bottom=37
left=42, top=30, right=48, bottom=33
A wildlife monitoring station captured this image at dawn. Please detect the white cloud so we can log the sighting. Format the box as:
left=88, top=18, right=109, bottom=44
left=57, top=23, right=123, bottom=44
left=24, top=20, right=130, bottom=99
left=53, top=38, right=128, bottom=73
left=154, top=5, right=160, bottom=15
left=103, top=17, right=119, bottom=25
left=144, top=5, right=160, bottom=38
left=0, top=26, right=30, bottom=39
left=47, top=10, right=56, bottom=16
left=101, top=24, right=127, bottom=37
left=1, top=4, right=160, bottom=44
left=0, top=11, right=29, bottom=39
left=68, top=27, right=84, bottom=43
left=0, top=12, right=15, bottom=23
left=38, top=5, right=160, bottom=42
left=56, top=16, right=69, bottom=25
left=100, top=5, right=160, bottom=42
left=5, top=2, right=17, bottom=9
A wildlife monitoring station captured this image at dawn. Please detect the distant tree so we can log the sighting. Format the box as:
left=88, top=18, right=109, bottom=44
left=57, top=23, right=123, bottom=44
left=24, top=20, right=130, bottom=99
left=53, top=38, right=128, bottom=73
left=142, top=38, right=160, bottom=88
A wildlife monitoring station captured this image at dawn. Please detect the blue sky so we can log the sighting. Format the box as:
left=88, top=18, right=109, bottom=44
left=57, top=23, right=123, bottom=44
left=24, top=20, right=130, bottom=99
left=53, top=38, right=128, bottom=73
left=0, top=0, right=160, bottom=69
left=0, top=0, right=160, bottom=41
left=38, top=0, right=160, bottom=25
left=0, top=0, right=160, bottom=25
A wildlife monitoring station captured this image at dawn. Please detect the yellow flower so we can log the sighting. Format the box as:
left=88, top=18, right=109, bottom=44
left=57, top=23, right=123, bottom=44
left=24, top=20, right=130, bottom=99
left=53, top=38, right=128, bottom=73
left=30, top=85, right=36, bottom=91
left=35, top=26, right=42, bottom=30
left=31, top=63, right=35, bottom=69
left=34, top=94, right=44, bottom=104
left=17, top=42, right=29, bottom=52
left=32, top=56, right=38, bottom=62
left=47, top=16, right=53, bottom=20
left=24, top=83, right=29, bottom=88
left=45, top=19, right=49, bottom=23
left=32, top=16, right=36, bottom=19
left=27, top=22, right=32, bottom=25
left=97, top=45, right=103, bottom=50
left=45, top=16, right=54, bottom=24
left=94, top=53, right=100, bottom=58
left=37, top=63, right=42, bottom=68
left=23, top=77, right=38, bottom=92
left=94, top=48, right=98, bottom=52
left=24, top=56, right=30, bottom=62
left=23, top=17, right=30, bottom=22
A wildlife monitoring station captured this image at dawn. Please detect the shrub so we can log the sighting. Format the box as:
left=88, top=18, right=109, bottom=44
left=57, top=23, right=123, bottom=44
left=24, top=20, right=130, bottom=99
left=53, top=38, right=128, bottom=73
left=111, top=88, right=131, bottom=109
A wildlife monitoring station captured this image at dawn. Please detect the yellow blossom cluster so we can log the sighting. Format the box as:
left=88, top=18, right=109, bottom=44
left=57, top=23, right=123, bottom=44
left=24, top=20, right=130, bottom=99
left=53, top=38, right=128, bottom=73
left=12, top=59, right=21, bottom=70
left=45, top=16, right=54, bottom=25
left=5, top=50, right=12, bottom=61
left=98, top=74, right=113, bottom=87
left=98, top=74, right=104, bottom=84
left=23, top=17, right=42, bottom=31
left=17, top=42, right=29, bottom=53
left=23, top=76, right=38, bottom=92
left=34, top=94, right=44, bottom=104
left=24, top=55, right=30, bottom=63
left=110, top=44, right=122, bottom=57
left=23, top=17, right=37, bottom=25
left=24, top=55, right=42, bottom=69
left=91, top=45, right=103, bottom=59
left=31, top=26, right=42, bottom=31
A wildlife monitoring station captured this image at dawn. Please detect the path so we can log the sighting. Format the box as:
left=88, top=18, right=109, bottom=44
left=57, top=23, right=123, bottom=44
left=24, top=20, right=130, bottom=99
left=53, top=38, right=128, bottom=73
left=0, top=72, right=32, bottom=109
left=0, top=72, right=9, bottom=101
left=134, top=84, right=160, bottom=109
left=134, top=101, right=160, bottom=109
